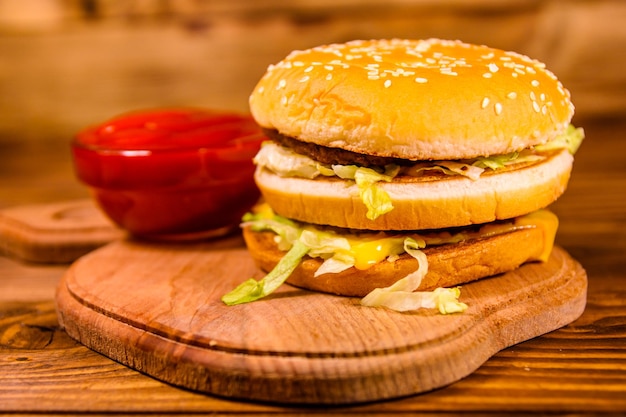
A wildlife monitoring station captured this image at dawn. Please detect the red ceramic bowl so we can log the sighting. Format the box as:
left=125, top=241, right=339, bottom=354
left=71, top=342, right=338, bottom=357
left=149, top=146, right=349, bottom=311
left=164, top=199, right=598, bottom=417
left=71, top=108, right=266, bottom=239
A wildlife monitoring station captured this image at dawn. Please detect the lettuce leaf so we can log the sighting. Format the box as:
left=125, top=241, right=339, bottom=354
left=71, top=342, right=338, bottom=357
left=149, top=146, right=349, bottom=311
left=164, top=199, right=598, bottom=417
left=360, top=237, right=467, bottom=313
left=253, top=141, right=334, bottom=179
left=354, top=167, right=395, bottom=220
left=226, top=212, right=467, bottom=314
left=535, top=124, right=585, bottom=155
left=252, top=126, right=583, bottom=223
left=331, top=164, right=397, bottom=219
left=221, top=239, right=310, bottom=305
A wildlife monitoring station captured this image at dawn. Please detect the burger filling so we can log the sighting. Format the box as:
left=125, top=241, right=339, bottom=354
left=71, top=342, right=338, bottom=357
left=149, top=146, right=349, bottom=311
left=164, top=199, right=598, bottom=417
left=221, top=126, right=581, bottom=313
left=222, top=203, right=559, bottom=314
left=254, top=125, right=584, bottom=220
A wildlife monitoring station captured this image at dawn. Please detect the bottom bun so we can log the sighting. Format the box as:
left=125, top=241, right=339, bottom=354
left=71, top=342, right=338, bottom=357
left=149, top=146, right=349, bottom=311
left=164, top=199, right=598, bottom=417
left=243, top=225, right=548, bottom=297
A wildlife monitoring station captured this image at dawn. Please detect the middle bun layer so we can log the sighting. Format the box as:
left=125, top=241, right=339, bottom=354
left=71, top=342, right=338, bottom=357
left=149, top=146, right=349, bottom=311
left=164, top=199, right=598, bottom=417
left=255, top=148, right=573, bottom=231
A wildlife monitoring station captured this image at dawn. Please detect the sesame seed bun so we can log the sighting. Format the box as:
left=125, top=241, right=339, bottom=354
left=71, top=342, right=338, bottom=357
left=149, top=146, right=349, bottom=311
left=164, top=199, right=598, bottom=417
left=241, top=38, right=580, bottom=300
left=249, top=39, right=574, bottom=160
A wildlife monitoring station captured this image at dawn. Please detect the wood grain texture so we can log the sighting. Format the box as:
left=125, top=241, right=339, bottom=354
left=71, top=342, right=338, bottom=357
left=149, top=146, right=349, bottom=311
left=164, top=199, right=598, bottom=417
left=55, top=235, right=586, bottom=404
left=0, top=14, right=624, bottom=410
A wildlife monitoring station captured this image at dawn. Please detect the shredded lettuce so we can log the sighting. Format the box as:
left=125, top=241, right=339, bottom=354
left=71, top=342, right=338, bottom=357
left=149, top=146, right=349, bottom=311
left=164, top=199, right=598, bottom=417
left=255, top=124, right=584, bottom=182
left=470, top=124, right=584, bottom=170
left=327, top=164, right=399, bottom=220
left=472, top=152, right=520, bottom=170
left=408, top=161, right=484, bottom=180
left=360, top=238, right=467, bottom=313
left=535, top=124, right=585, bottom=155
left=253, top=141, right=333, bottom=179
left=255, top=142, right=397, bottom=220
left=223, top=210, right=467, bottom=314
left=354, top=167, right=395, bottom=220
left=222, top=240, right=310, bottom=305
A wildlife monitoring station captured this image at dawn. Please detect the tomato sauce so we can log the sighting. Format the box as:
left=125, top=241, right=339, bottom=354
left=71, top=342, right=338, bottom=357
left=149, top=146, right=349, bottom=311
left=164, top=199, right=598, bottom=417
left=72, top=108, right=265, bottom=238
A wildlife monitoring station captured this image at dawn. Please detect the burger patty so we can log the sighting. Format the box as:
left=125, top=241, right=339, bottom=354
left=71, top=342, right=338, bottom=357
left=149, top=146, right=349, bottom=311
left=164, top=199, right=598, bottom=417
left=263, top=128, right=411, bottom=167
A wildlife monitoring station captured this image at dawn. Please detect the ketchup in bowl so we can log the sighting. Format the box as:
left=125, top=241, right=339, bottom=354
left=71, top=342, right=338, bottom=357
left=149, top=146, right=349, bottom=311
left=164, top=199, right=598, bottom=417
left=71, top=108, right=266, bottom=239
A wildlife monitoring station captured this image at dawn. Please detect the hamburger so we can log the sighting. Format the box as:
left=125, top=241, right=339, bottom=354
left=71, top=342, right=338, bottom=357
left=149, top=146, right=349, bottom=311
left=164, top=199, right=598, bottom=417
left=222, top=38, right=584, bottom=313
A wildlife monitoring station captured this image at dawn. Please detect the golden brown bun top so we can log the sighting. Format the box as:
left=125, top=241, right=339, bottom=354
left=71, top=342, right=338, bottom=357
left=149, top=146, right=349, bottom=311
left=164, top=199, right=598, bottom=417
left=249, top=39, right=575, bottom=160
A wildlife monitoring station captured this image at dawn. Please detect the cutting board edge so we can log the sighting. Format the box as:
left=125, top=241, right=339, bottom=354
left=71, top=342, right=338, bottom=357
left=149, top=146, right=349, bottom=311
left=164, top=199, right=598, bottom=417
left=0, top=199, right=123, bottom=263
left=55, top=248, right=588, bottom=405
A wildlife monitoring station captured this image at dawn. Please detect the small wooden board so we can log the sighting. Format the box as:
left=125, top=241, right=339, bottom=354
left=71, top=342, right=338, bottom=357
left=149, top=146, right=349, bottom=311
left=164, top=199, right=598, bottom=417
left=56, top=236, right=587, bottom=404
left=0, top=199, right=123, bottom=263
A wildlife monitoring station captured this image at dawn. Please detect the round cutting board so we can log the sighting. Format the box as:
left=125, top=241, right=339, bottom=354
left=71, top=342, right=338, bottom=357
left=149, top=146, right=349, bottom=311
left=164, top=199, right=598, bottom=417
left=55, top=235, right=587, bottom=404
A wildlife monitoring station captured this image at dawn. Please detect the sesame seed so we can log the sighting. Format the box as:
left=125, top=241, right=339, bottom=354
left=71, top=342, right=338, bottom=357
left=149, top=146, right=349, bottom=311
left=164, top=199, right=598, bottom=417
left=495, top=103, right=503, bottom=115
left=532, top=101, right=541, bottom=113
left=384, top=79, right=392, bottom=88
left=507, top=92, right=517, bottom=99
left=541, top=105, right=548, bottom=115
left=440, top=68, right=458, bottom=76
left=277, top=79, right=287, bottom=90
left=299, top=76, right=310, bottom=83
left=481, top=97, right=490, bottom=109
left=324, top=65, right=334, bottom=71
left=512, top=72, right=518, bottom=78
left=257, top=86, right=265, bottom=94
left=531, top=80, right=540, bottom=87
left=488, top=63, right=499, bottom=73
left=304, top=66, right=314, bottom=73
left=483, top=72, right=493, bottom=78
left=326, top=73, right=333, bottom=81
left=414, top=77, right=428, bottom=83
left=540, top=93, right=546, bottom=101
left=530, top=91, right=537, bottom=101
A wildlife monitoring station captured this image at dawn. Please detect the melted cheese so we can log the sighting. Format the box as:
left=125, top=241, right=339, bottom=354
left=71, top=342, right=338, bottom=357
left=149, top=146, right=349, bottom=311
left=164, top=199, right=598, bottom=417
left=513, top=209, right=559, bottom=262
left=343, top=209, right=559, bottom=269
left=247, top=203, right=559, bottom=269
left=348, top=237, right=405, bottom=270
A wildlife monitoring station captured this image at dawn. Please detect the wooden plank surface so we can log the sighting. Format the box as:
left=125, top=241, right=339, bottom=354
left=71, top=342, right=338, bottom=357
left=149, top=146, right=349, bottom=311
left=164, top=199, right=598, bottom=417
left=1, top=0, right=626, bottom=412
left=1, top=117, right=625, bottom=413
left=2, top=271, right=624, bottom=414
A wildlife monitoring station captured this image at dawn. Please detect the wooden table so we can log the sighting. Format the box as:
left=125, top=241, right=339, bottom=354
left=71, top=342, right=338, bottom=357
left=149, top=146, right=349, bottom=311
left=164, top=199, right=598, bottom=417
left=1, top=116, right=625, bottom=415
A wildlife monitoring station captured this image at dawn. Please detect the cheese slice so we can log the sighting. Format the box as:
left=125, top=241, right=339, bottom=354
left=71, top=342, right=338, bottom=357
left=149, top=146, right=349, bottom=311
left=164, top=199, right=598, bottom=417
left=245, top=203, right=559, bottom=273
left=338, top=209, right=559, bottom=271
left=513, top=209, right=559, bottom=262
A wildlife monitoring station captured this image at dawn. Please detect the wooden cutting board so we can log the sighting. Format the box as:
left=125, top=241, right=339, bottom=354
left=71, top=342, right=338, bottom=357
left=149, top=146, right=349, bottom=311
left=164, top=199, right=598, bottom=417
left=0, top=199, right=123, bottom=263
left=56, top=235, right=587, bottom=405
